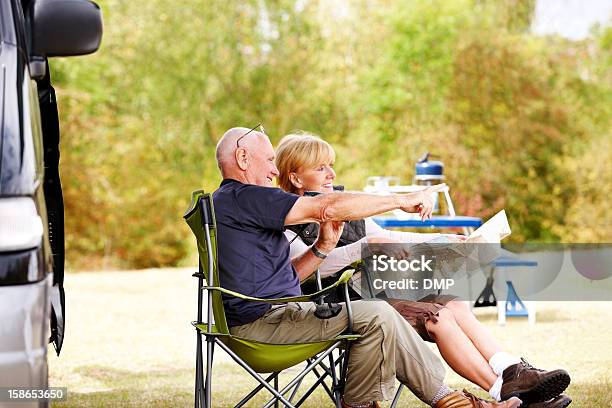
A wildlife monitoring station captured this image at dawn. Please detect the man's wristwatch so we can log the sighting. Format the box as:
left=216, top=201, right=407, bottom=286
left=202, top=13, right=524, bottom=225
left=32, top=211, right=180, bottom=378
left=310, top=245, right=328, bottom=260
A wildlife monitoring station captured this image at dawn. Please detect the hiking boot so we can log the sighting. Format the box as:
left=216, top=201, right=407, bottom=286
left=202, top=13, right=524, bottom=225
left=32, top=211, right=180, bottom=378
left=500, top=358, right=570, bottom=404
left=523, top=394, right=572, bottom=408
left=434, top=389, right=521, bottom=408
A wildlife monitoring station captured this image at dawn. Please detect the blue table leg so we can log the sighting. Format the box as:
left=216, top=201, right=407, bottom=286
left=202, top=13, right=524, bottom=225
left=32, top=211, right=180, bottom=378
left=504, top=281, right=529, bottom=317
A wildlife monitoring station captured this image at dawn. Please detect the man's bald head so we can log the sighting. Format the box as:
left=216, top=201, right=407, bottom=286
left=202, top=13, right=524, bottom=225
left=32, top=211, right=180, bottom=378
left=215, top=127, right=279, bottom=186
left=216, top=127, right=246, bottom=170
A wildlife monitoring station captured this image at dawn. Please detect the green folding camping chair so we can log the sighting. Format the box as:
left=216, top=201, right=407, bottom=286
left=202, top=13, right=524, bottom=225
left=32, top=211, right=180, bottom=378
left=184, top=190, right=361, bottom=408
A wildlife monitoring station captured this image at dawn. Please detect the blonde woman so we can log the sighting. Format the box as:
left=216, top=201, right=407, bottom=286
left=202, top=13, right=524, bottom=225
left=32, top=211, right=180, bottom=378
left=275, top=133, right=571, bottom=408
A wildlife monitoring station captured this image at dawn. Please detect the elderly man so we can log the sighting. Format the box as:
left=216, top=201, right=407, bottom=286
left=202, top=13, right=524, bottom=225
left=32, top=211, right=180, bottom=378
left=212, top=126, right=523, bottom=408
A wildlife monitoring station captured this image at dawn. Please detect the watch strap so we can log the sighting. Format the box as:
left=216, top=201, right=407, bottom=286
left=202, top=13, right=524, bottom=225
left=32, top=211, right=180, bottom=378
left=310, top=245, right=328, bottom=259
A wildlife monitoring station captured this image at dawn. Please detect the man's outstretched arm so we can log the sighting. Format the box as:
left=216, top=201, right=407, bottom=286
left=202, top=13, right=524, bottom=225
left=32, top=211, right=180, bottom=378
left=285, top=184, right=446, bottom=226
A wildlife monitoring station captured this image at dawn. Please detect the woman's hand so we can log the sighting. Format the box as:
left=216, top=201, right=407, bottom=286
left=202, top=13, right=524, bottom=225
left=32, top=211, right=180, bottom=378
left=367, top=237, right=411, bottom=259
left=444, top=234, right=468, bottom=242
left=366, top=236, right=393, bottom=245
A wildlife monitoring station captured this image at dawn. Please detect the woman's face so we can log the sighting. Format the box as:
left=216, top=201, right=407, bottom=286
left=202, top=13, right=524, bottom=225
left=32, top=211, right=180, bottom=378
left=292, top=161, right=336, bottom=194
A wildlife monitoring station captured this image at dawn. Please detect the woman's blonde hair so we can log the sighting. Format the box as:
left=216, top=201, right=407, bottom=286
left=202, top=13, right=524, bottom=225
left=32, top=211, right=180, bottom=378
left=275, top=132, right=336, bottom=194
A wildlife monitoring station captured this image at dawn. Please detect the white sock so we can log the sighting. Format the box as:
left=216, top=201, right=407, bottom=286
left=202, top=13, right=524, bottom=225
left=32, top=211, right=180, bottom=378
left=489, top=352, right=521, bottom=376
left=488, top=375, right=504, bottom=401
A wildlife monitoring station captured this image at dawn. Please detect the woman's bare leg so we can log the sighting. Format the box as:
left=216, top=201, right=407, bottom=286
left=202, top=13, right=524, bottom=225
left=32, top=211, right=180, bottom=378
left=426, top=308, right=498, bottom=390
left=444, top=300, right=504, bottom=361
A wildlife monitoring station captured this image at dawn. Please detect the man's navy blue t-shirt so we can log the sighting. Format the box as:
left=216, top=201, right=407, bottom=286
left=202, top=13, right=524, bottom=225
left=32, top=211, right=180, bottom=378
left=212, top=179, right=302, bottom=327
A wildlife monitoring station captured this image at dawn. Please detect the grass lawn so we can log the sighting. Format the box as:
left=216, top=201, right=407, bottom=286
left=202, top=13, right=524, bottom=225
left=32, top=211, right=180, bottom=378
left=49, top=268, right=612, bottom=407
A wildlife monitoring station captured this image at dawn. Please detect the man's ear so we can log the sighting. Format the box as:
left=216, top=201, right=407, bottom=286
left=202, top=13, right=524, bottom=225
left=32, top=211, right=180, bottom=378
left=235, top=148, right=249, bottom=170
left=289, top=172, right=302, bottom=189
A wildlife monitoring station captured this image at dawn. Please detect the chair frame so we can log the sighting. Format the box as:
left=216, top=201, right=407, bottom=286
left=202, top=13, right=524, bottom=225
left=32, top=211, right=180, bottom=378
left=186, top=192, right=359, bottom=408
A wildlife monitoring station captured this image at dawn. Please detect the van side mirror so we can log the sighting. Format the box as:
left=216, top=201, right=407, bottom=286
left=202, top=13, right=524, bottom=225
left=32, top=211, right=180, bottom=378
left=31, top=0, right=103, bottom=58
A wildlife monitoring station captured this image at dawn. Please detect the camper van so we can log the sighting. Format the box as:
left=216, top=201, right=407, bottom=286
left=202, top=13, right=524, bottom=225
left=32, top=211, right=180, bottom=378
left=0, top=0, right=102, bottom=405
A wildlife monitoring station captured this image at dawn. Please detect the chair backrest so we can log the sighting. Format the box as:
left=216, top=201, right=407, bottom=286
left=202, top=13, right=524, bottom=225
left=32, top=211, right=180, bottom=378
left=183, top=190, right=229, bottom=334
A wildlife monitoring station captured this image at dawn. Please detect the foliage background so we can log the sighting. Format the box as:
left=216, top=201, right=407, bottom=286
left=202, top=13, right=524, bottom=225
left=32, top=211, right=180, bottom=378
left=50, top=0, right=611, bottom=270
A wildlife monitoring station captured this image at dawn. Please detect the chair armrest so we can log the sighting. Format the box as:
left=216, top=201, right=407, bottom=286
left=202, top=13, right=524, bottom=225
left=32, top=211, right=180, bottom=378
left=203, top=269, right=355, bottom=304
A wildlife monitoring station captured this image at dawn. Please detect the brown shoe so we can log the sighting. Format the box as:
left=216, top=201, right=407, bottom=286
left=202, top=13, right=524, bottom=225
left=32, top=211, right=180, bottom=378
left=500, top=358, right=571, bottom=404
left=523, top=394, right=572, bottom=408
left=340, top=398, right=380, bottom=408
left=434, top=389, right=522, bottom=408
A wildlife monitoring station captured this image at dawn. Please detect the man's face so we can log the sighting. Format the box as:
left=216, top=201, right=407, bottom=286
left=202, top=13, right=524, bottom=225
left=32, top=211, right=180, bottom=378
left=245, top=133, right=280, bottom=187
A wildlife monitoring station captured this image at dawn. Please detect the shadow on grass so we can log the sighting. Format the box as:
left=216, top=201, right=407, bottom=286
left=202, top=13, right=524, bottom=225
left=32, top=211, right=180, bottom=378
left=56, top=365, right=610, bottom=407
left=56, top=365, right=193, bottom=407
left=60, top=364, right=333, bottom=407
left=76, top=365, right=192, bottom=386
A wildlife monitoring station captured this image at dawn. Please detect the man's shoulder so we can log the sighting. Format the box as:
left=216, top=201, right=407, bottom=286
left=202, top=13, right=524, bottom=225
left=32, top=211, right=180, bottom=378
left=213, top=179, right=253, bottom=200
left=213, top=181, right=299, bottom=231
left=217, top=180, right=295, bottom=199
left=214, top=180, right=299, bottom=213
